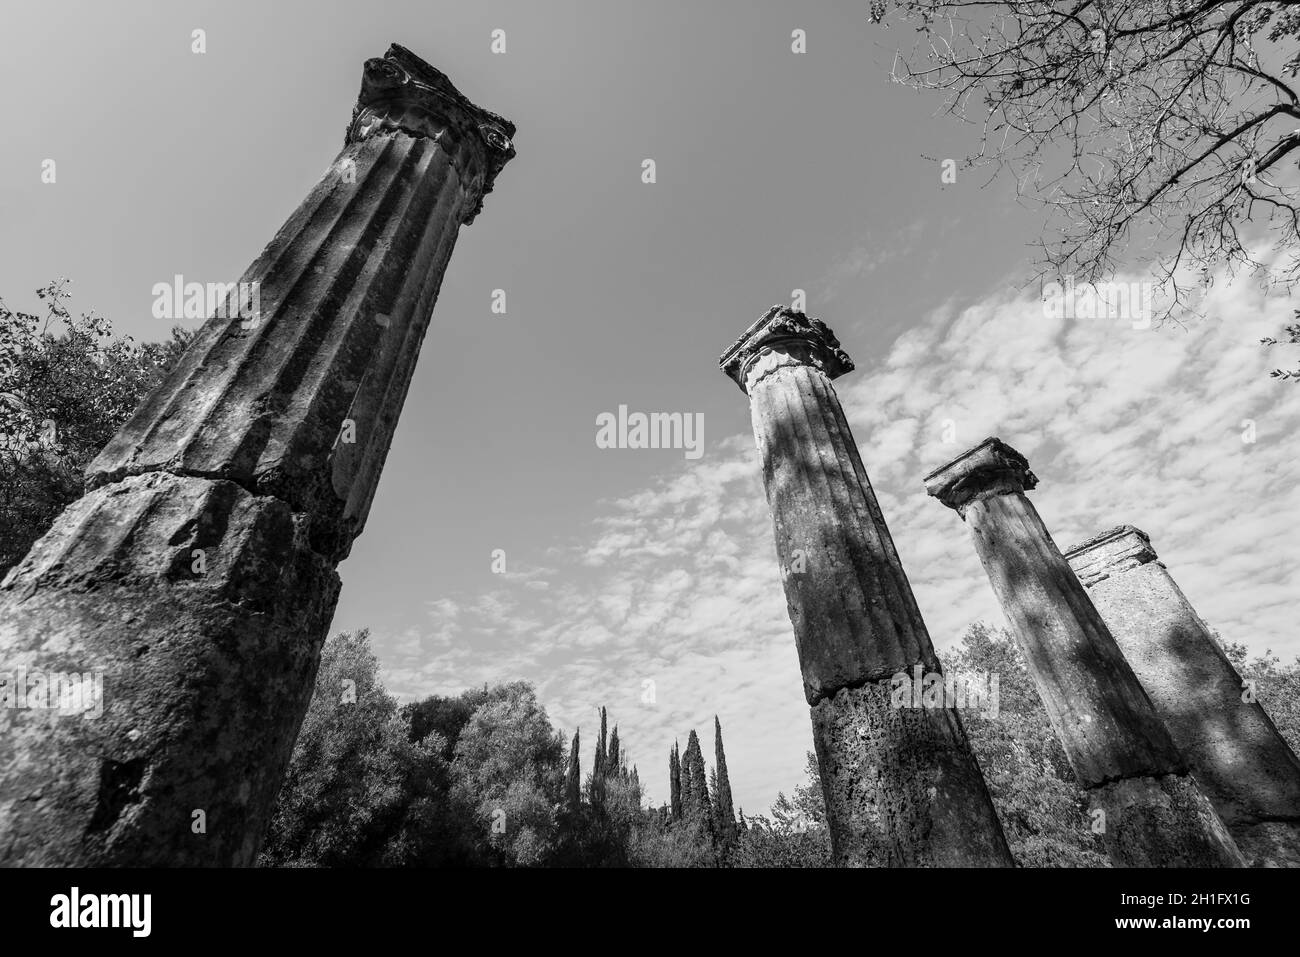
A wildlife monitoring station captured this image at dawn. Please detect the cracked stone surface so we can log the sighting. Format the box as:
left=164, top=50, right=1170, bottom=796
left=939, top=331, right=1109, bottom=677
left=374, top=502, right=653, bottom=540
left=1067, top=526, right=1300, bottom=867
left=927, top=437, right=1246, bottom=867
left=811, top=680, right=1011, bottom=867
left=0, top=45, right=514, bottom=866
left=721, top=309, right=1013, bottom=867
left=0, top=473, right=339, bottom=866
left=1093, top=773, right=1245, bottom=868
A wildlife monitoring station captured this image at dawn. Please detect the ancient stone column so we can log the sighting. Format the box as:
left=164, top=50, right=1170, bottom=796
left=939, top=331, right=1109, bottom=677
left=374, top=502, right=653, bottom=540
left=925, top=438, right=1245, bottom=867
left=0, top=44, right=515, bottom=866
left=721, top=307, right=1013, bottom=867
left=1066, top=526, right=1300, bottom=866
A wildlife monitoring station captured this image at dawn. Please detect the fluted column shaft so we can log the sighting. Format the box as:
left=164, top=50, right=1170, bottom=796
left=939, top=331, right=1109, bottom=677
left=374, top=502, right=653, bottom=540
left=925, top=439, right=1244, bottom=867
left=1067, top=526, right=1300, bottom=866
left=721, top=308, right=1013, bottom=867
left=0, top=45, right=515, bottom=866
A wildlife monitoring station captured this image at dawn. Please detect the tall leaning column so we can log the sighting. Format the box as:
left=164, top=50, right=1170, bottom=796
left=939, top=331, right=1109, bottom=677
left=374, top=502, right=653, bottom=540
left=1066, top=526, right=1300, bottom=867
left=0, top=45, right=515, bottom=866
left=925, top=438, right=1244, bottom=867
left=720, top=307, right=1013, bottom=867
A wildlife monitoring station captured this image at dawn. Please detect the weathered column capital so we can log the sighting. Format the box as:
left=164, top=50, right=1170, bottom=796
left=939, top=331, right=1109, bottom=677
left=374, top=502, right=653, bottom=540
left=0, top=47, right=515, bottom=867
left=927, top=444, right=1245, bottom=865
left=1065, top=525, right=1158, bottom=587
left=719, top=306, right=854, bottom=395
left=923, top=436, right=1038, bottom=515
left=723, top=309, right=1012, bottom=866
left=348, top=43, right=516, bottom=224
left=88, top=44, right=516, bottom=561
left=1069, top=522, right=1300, bottom=865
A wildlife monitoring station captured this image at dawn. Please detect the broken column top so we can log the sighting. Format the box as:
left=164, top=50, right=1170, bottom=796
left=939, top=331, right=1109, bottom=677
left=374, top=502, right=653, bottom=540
left=923, top=436, right=1038, bottom=514
left=1065, top=525, right=1159, bottom=587
left=719, top=305, right=855, bottom=394
left=349, top=43, right=517, bottom=223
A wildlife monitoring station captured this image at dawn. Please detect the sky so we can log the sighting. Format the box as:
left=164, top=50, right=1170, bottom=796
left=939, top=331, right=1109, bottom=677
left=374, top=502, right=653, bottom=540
left=2, top=0, right=1297, bottom=816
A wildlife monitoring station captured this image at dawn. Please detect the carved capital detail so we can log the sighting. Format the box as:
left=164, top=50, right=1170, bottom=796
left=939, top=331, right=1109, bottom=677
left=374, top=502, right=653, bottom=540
left=1065, top=525, right=1160, bottom=587
left=346, top=44, right=516, bottom=224
left=719, top=305, right=855, bottom=394
left=924, top=437, right=1038, bottom=514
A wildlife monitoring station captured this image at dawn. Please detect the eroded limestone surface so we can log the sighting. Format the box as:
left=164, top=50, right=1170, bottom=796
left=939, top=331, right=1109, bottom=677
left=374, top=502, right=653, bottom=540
left=1068, top=526, right=1300, bottom=867
left=0, top=473, right=339, bottom=866
left=926, top=438, right=1245, bottom=868
left=812, top=680, right=1011, bottom=867
left=0, top=45, right=515, bottom=866
left=722, top=309, right=1013, bottom=867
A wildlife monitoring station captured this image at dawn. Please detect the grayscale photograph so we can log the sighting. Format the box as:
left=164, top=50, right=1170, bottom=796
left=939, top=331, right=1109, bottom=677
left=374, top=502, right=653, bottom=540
left=0, top=0, right=1295, bottom=940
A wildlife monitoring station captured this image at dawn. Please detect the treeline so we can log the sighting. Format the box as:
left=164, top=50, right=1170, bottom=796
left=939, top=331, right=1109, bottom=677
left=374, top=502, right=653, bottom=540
left=8, top=283, right=1298, bottom=868
left=0, top=280, right=191, bottom=576
left=260, top=623, right=1300, bottom=867
left=257, top=629, right=829, bottom=866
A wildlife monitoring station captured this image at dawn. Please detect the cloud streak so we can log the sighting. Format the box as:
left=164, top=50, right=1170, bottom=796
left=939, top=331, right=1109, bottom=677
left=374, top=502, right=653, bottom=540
left=376, top=267, right=1300, bottom=816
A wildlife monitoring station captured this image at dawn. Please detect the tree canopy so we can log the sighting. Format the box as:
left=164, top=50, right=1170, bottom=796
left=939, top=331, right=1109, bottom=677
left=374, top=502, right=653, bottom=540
left=260, top=621, right=1300, bottom=867
left=0, top=279, right=191, bottom=576
left=882, top=1, right=1300, bottom=375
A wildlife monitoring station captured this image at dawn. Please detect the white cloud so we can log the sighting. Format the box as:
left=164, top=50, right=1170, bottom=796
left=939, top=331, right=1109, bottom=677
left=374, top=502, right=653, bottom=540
left=375, top=265, right=1300, bottom=815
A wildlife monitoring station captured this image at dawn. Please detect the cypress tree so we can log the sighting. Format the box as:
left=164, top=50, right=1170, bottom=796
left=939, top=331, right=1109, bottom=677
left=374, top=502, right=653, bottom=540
left=678, top=739, right=693, bottom=817
left=708, top=766, right=720, bottom=827
left=669, top=743, right=682, bottom=821
left=630, top=764, right=641, bottom=805
left=713, top=715, right=737, bottom=844
left=597, top=707, right=607, bottom=776
left=680, top=739, right=693, bottom=814
left=608, top=725, right=620, bottom=779
left=590, top=706, right=608, bottom=808
left=683, top=729, right=713, bottom=834
left=565, top=728, right=581, bottom=811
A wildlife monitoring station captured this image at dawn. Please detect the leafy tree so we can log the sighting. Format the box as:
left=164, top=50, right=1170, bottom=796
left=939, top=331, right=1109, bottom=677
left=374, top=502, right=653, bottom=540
left=881, top=2, right=1300, bottom=373
left=945, top=622, right=1110, bottom=867
left=730, top=816, right=833, bottom=868
left=769, top=751, right=827, bottom=832
left=1219, top=638, right=1300, bottom=753
left=451, top=682, right=566, bottom=867
left=0, top=279, right=191, bottom=576
left=401, top=683, right=542, bottom=761
left=601, top=754, right=643, bottom=853
left=627, top=808, right=718, bottom=868
left=549, top=801, right=629, bottom=867
left=730, top=752, right=832, bottom=868
left=402, top=688, right=497, bottom=759
left=259, top=630, right=476, bottom=867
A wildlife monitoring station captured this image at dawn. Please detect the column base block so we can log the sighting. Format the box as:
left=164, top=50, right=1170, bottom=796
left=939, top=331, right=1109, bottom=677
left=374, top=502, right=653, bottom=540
left=0, top=472, right=340, bottom=866
left=811, top=679, right=1014, bottom=867
left=1092, top=772, right=1246, bottom=867
left=1229, top=819, right=1300, bottom=868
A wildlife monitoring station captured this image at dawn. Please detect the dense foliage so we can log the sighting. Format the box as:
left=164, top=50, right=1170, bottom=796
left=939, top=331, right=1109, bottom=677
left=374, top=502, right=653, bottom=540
left=947, top=622, right=1110, bottom=867
left=262, top=630, right=765, bottom=867
left=261, top=623, right=1300, bottom=867
left=0, top=279, right=191, bottom=576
